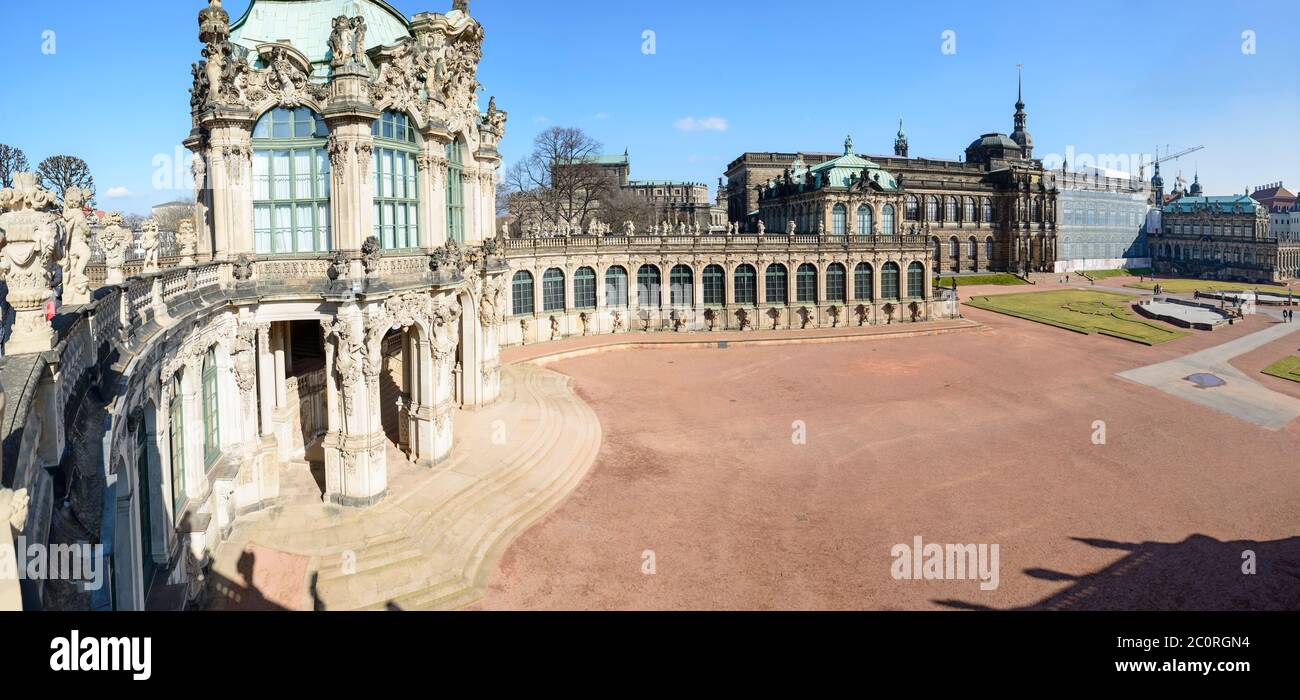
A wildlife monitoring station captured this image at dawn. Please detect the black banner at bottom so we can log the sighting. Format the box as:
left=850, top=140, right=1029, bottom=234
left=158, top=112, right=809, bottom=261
left=2, top=612, right=1291, bottom=686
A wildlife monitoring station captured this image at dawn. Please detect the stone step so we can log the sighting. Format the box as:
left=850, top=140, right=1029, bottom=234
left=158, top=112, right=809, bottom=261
left=325, top=367, right=599, bottom=611
left=313, top=366, right=582, bottom=610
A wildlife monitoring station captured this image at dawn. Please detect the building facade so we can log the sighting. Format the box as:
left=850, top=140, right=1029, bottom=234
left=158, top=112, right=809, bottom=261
left=0, top=0, right=517, bottom=611
left=1150, top=193, right=1299, bottom=282
left=1055, top=167, right=1151, bottom=272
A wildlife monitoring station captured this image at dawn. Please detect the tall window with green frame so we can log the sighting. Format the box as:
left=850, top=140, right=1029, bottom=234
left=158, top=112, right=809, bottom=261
left=372, top=111, right=420, bottom=249
left=168, top=374, right=186, bottom=512
left=252, top=107, right=331, bottom=254
left=445, top=140, right=466, bottom=244
left=202, top=347, right=220, bottom=467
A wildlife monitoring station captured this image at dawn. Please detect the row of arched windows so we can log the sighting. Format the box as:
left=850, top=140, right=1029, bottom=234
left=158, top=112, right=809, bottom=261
left=251, top=107, right=466, bottom=255
left=904, top=195, right=996, bottom=224
left=510, top=262, right=926, bottom=314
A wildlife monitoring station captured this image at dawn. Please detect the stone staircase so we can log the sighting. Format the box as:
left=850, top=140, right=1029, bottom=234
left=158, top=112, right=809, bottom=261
left=210, top=363, right=601, bottom=610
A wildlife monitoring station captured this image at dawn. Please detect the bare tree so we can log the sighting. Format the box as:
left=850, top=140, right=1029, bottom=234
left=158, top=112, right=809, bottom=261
left=598, top=186, right=656, bottom=232
left=153, top=197, right=196, bottom=232
left=0, top=144, right=29, bottom=188
left=502, top=126, right=613, bottom=232
left=37, top=155, right=95, bottom=204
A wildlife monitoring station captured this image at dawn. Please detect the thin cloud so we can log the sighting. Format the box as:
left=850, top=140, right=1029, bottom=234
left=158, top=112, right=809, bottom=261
left=594, top=112, right=610, bottom=120
left=104, top=186, right=135, bottom=198
left=674, top=116, right=729, bottom=132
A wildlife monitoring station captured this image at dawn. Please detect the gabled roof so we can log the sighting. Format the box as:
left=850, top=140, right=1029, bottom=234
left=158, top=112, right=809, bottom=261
left=230, top=0, right=412, bottom=65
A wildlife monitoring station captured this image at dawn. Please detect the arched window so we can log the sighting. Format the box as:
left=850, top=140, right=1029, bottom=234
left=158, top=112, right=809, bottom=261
left=968, top=237, right=978, bottom=258
left=252, top=107, right=331, bottom=254
left=542, top=268, right=565, bottom=312
left=881, top=262, right=901, bottom=300
left=982, top=199, right=993, bottom=223
left=168, top=374, right=186, bottom=511
left=445, top=140, right=466, bottom=244
left=854, top=263, right=874, bottom=301
left=670, top=265, right=693, bottom=306
left=882, top=204, right=895, bottom=235
left=985, top=237, right=994, bottom=261
left=637, top=265, right=661, bottom=307
left=857, top=204, right=873, bottom=235
left=1032, top=198, right=1043, bottom=223
left=964, top=197, right=976, bottom=222
left=832, top=204, right=847, bottom=235
left=826, top=263, right=846, bottom=302
left=796, top=263, right=818, bottom=303
left=703, top=265, right=725, bottom=305
left=372, top=111, right=420, bottom=249
left=926, top=195, right=939, bottom=221
left=511, top=270, right=534, bottom=315
left=574, top=267, right=596, bottom=309
left=945, top=196, right=957, bottom=222
left=905, top=195, right=919, bottom=221
left=605, top=266, right=628, bottom=306
left=907, top=262, right=925, bottom=298
left=202, top=347, right=220, bottom=467
left=765, top=264, right=788, bottom=304
left=734, top=264, right=757, bottom=305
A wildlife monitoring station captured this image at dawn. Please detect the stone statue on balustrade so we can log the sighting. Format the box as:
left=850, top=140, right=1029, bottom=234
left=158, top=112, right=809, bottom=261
left=176, top=219, right=198, bottom=266
left=61, top=186, right=93, bottom=305
left=97, top=212, right=131, bottom=285
left=1, top=487, right=30, bottom=611
left=757, top=220, right=765, bottom=235
left=140, top=219, right=161, bottom=273
left=0, top=173, right=65, bottom=354
left=787, top=220, right=796, bottom=235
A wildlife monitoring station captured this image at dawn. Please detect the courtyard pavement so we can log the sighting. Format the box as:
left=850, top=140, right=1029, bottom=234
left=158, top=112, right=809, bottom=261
left=475, top=298, right=1300, bottom=611
left=1118, top=318, right=1300, bottom=430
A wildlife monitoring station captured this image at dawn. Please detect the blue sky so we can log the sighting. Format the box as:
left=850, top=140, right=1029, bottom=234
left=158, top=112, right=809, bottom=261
left=0, top=0, right=1296, bottom=214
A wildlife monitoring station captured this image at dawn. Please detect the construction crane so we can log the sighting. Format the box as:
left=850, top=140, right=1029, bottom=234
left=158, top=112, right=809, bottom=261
left=1139, top=145, right=1205, bottom=181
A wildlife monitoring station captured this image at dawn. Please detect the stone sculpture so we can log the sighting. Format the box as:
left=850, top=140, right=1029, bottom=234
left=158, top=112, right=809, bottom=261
left=61, top=186, right=93, bottom=305
left=176, top=219, right=198, bottom=266
left=0, top=173, right=65, bottom=354
left=97, top=212, right=131, bottom=285
left=140, top=220, right=161, bottom=273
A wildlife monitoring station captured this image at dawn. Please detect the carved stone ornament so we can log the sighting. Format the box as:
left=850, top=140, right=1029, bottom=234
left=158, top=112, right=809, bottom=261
left=0, top=173, right=65, bottom=354
left=361, top=236, right=382, bottom=275
left=140, top=219, right=161, bottom=273
left=232, top=254, right=255, bottom=281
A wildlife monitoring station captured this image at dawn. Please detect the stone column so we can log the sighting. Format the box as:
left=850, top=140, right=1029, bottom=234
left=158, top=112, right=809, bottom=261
left=324, top=66, right=381, bottom=253
left=320, top=304, right=388, bottom=507
left=205, top=116, right=256, bottom=258
left=417, top=145, right=447, bottom=250
left=429, top=297, right=463, bottom=463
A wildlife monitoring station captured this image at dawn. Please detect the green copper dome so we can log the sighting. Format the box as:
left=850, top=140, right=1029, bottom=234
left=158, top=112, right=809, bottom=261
left=230, top=0, right=412, bottom=65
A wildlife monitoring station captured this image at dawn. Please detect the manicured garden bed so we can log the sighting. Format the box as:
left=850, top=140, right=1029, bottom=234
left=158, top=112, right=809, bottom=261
left=935, top=273, right=1028, bottom=287
left=965, top=289, right=1189, bottom=345
left=1262, top=357, right=1300, bottom=383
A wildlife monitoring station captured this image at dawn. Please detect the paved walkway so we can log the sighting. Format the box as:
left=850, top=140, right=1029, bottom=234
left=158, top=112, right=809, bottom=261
left=208, top=363, right=601, bottom=610
left=1118, top=319, right=1300, bottom=430
left=503, top=318, right=984, bottom=365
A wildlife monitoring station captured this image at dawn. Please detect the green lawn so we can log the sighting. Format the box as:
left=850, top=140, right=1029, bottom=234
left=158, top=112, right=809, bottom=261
left=965, top=289, right=1190, bottom=345
left=1262, top=357, right=1300, bottom=383
left=1125, top=278, right=1289, bottom=294
left=1084, top=268, right=1152, bottom=280
left=935, top=273, right=1029, bottom=287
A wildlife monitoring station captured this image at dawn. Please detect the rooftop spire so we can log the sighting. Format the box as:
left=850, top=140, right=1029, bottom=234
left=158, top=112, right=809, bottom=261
left=1011, top=64, right=1032, bottom=158
left=893, top=118, right=909, bottom=158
